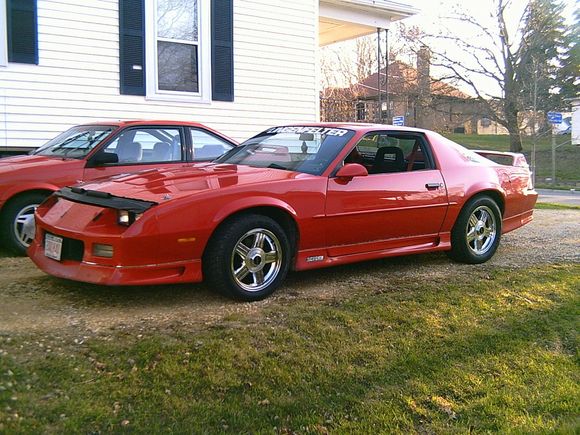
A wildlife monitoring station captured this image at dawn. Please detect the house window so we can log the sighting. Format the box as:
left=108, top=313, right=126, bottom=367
left=4, top=0, right=38, bottom=65
left=356, top=102, right=366, bottom=121
left=0, top=0, right=6, bottom=66
left=145, top=0, right=211, bottom=102
left=157, top=0, right=199, bottom=93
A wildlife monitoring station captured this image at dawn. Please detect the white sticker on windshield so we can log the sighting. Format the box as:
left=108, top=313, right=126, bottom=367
left=265, top=126, right=349, bottom=137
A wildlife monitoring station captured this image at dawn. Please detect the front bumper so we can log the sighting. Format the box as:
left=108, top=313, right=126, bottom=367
left=28, top=238, right=203, bottom=286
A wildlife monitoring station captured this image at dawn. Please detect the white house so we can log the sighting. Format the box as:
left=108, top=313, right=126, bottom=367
left=0, top=0, right=417, bottom=151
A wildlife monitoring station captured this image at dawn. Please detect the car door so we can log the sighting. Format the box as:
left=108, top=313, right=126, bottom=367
left=83, top=126, right=188, bottom=181
left=325, top=131, right=449, bottom=257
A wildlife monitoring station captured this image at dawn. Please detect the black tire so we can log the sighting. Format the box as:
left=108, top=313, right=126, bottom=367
left=203, top=214, right=292, bottom=301
left=446, top=195, right=502, bottom=264
left=0, top=192, right=49, bottom=256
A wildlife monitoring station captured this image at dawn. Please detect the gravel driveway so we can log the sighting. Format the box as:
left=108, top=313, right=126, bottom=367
left=0, top=209, right=578, bottom=336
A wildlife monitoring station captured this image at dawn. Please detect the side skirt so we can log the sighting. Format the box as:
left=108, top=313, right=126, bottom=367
left=294, top=233, right=451, bottom=271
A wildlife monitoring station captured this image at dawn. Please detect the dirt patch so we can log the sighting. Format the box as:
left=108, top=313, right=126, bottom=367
left=0, top=209, right=578, bottom=335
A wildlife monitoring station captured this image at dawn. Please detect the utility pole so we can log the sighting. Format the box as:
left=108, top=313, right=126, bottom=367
left=377, top=28, right=382, bottom=123
left=551, top=127, right=556, bottom=185
left=384, top=28, right=389, bottom=123
left=531, top=62, right=538, bottom=187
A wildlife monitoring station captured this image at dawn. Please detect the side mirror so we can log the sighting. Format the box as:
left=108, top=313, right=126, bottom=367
left=88, top=152, right=119, bottom=167
left=335, top=163, right=368, bottom=180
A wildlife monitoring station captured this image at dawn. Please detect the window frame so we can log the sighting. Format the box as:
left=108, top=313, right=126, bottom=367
left=0, top=0, right=7, bottom=67
left=144, top=0, right=211, bottom=103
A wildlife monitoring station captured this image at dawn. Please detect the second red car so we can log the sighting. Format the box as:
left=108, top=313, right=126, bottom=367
left=0, top=120, right=236, bottom=254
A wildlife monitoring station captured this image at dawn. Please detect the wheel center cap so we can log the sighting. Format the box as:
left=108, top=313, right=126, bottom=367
left=246, top=248, right=265, bottom=272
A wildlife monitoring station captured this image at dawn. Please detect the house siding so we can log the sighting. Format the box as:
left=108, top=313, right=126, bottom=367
left=0, top=0, right=319, bottom=148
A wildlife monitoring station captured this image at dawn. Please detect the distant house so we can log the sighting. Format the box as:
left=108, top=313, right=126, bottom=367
left=0, top=0, right=418, bottom=152
left=322, top=47, right=487, bottom=133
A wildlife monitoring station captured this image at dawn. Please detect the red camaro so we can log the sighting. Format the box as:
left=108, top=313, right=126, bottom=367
left=0, top=120, right=236, bottom=254
left=29, top=124, right=537, bottom=301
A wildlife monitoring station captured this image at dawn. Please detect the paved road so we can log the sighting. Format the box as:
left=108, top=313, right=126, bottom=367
left=536, top=188, right=580, bottom=206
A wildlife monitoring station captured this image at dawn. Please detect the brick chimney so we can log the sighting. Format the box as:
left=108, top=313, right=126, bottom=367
left=417, top=45, right=431, bottom=98
left=415, top=45, right=431, bottom=128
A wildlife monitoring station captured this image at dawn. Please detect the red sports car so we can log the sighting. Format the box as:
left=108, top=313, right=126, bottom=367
left=0, top=120, right=236, bottom=254
left=29, top=124, right=537, bottom=301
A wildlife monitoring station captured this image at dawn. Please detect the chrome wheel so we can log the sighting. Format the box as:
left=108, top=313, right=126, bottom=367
left=230, top=228, right=283, bottom=293
left=14, top=203, right=39, bottom=248
left=466, top=205, right=497, bottom=255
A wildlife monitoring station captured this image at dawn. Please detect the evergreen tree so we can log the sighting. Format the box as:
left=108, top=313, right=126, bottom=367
left=520, top=0, right=569, bottom=113
left=557, top=8, right=580, bottom=107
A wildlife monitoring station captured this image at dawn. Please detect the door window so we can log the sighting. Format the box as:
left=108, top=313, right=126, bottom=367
left=102, top=128, right=183, bottom=164
left=189, top=128, right=233, bottom=161
left=346, top=132, right=434, bottom=174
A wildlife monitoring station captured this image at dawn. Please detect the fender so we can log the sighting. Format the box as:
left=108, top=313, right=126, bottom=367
left=212, top=195, right=298, bottom=226
left=0, top=182, right=60, bottom=208
left=464, top=181, right=506, bottom=203
left=441, top=181, right=506, bottom=233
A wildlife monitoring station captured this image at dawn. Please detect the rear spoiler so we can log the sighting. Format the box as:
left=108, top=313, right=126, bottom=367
left=473, top=150, right=529, bottom=169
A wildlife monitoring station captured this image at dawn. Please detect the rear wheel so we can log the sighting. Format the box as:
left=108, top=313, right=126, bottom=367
left=447, top=195, right=502, bottom=264
left=0, top=192, right=49, bottom=256
left=203, top=214, right=291, bottom=301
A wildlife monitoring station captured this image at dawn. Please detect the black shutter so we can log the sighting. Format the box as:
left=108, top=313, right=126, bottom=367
left=211, top=0, right=234, bottom=101
left=119, top=0, right=145, bottom=95
left=6, top=0, right=38, bottom=64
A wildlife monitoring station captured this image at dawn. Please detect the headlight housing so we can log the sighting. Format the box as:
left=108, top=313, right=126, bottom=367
left=117, top=210, right=142, bottom=226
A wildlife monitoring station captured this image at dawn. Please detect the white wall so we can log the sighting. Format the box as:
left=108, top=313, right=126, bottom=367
left=0, top=0, right=319, bottom=147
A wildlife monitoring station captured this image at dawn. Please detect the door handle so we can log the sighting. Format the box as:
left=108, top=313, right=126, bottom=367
left=425, top=182, right=442, bottom=190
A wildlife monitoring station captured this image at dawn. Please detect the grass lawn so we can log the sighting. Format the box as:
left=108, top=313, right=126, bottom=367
left=1, top=265, right=578, bottom=433
left=445, top=133, right=579, bottom=186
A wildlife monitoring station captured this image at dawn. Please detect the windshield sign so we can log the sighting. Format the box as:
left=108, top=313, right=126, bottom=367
left=34, top=126, right=116, bottom=159
left=216, top=126, right=355, bottom=175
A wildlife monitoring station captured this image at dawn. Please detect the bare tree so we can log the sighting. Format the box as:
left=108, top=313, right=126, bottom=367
left=407, top=0, right=570, bottom=152
left=410, top=0, right=525, bottom=151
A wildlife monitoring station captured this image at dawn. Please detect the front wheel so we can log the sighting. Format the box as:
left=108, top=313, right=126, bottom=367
left=203, top=214, right=292, bottom=301
left=447, top=195, right=502, bottom=264
left=0, top=192, right=49, bottom=256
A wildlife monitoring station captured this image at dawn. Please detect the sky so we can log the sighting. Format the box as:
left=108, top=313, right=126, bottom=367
left=407, top=0, right=577, bottom=95
left=406, top=0, right=578, bottom=27
left=321, top=0, right=578, bottom=96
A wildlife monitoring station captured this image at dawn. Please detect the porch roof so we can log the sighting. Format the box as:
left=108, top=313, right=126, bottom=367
left=319, top=0, right=419, bottom=46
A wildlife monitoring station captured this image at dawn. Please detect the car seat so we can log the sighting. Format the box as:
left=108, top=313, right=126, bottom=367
left=116, top=141, right=142, bottom=163
left=152, top=142, right=172, bottom=161
left=371, top=146, right=405, bottom=173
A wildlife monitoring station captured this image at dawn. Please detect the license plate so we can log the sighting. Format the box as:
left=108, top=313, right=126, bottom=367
left=44, top=234, right=63, bottom=261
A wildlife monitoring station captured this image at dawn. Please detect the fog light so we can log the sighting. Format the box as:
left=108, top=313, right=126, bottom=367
left=93, top=243, right=114, bottom=258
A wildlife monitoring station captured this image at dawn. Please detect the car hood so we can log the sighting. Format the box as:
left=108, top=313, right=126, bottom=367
left=77, top=164, right=315, bottom=203
left=0, top=154, right=82, bottom=175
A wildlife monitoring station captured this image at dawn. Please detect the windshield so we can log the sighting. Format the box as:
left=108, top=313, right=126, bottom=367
left=33, top=125, right=116, bottom=159
left=215, top=126, right=355, bottom=175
